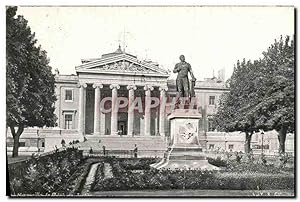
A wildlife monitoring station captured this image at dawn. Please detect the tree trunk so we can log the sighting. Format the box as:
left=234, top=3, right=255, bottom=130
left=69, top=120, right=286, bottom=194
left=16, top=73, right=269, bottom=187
left=244, top=131, right=253, bottom=153
left=278, top=126, right=288, bottom=154
left=10, top=125, right=24, bottom=158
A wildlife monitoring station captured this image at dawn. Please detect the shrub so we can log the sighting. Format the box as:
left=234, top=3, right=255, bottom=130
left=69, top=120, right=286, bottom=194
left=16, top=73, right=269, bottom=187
left=91, top=157, right=294, bottom=192
left=114, top=158, right=158, bottom=170
left=8, top=148, right=85, bottom=196
left=213, top=172, right=294, bottom=190
left=225, top=161, right=284, bottom=174
left=207, top=156, right=228, bottom=167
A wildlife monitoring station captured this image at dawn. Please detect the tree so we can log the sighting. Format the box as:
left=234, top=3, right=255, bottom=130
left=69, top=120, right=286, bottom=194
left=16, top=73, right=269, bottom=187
left=213, top=59, right=262, bottom=153
left=213, top=35, right=294, bottom=154
left=252, top=36, right=294, bottom=154
left=6, top=6, right=57, bottom=157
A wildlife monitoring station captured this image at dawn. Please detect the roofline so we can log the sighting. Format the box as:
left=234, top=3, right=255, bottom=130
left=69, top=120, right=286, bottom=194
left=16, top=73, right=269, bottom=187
left=75, top=53, right=169, bottom=75
left=76, top=69, right=170, bottom=78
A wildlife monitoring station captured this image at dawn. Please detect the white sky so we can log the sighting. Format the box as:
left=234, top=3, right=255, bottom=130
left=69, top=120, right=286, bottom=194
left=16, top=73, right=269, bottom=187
left=16, top=6, right=294, bottom=80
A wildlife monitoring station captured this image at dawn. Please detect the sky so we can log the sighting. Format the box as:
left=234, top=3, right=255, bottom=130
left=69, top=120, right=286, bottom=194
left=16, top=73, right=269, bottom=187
left=16, top=6, right=294, bottom=80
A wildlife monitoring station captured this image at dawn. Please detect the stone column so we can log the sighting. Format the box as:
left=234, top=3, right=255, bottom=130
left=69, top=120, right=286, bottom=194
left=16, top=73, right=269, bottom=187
left=144, top=85, right=154, bottom=136
left=78, top=83, right=87, bottom=137
left=127, top=85, right=137, bottom=136
left=155, top=109, right=159, bottom=135
left=159, top=86, right=168, bottom=137
left=110, top=84, right=120, bottom=135
left=100, top=112, right=106, bottom=135
left=93, top=83, right=103, bottom=135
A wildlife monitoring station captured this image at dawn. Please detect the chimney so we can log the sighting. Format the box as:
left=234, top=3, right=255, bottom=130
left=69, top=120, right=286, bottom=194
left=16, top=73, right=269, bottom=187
left=218, top=68, right=225, bottom=82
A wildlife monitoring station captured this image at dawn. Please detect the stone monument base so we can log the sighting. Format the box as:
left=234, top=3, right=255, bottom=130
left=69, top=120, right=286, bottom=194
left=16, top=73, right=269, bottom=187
left=151, top=145, right=220, bottom=170
left=151, top=109, right=219, bottom=170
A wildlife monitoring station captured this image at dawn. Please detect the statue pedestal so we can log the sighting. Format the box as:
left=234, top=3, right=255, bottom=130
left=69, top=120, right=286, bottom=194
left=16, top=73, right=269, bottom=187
left=151, top=109, right=219, bottom=170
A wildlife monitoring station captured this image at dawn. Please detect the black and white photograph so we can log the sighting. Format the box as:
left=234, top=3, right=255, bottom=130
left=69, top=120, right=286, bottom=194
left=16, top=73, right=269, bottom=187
left=4, top=3, right=295, bottom=198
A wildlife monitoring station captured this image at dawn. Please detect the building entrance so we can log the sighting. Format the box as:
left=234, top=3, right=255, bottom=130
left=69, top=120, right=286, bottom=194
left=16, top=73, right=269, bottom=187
left=118, top=121, right=127, bottom=135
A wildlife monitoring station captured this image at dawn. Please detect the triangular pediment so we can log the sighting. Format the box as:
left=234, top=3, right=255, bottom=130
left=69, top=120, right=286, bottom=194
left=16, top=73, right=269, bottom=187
left=75, top=53, right=169, bottom=77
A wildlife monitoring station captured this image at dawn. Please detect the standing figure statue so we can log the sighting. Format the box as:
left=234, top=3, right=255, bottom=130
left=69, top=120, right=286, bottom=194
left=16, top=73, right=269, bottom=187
left=173, top=55, right=196, bottom=99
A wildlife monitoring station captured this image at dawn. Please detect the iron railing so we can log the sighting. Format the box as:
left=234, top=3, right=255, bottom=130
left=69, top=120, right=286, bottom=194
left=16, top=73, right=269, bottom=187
left=84, top=149, right=166, bottom=158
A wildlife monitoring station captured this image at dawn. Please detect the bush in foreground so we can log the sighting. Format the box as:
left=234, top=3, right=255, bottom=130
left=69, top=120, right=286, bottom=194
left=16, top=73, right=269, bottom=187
left=92, top=158, right=294, bottom=191
left=8, top=148, right=85, bottom=196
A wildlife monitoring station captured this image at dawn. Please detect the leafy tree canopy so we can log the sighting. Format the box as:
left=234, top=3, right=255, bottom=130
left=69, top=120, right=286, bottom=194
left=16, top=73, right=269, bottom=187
left=213, top=35, right=294, bottom=153
left=6, top=6, right=57, bottom=156
left=6, top=6, right=57, bottom=129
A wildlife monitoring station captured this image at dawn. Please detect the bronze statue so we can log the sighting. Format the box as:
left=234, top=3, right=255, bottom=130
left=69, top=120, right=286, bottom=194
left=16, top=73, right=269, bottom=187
left=173, top=55, right=196, bottom=98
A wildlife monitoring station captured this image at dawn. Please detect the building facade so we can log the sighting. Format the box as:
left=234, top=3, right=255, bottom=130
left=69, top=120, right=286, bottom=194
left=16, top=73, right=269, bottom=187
left=6, top=47, right=294, bottom=156
left=54, top=47, right=227, bottom=138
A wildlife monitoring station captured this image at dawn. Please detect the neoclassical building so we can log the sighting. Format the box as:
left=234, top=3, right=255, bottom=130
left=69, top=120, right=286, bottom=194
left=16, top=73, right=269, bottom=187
left=54, top=46, right=227, bottom=139
left=7, top=47, right=295, bottom=156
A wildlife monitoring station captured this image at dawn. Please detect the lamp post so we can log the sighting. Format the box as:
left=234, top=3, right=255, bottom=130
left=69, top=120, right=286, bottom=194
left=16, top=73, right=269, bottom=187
left=261, top=131, right=264, bottom=154
left=37, top=129, right=40, bottom=153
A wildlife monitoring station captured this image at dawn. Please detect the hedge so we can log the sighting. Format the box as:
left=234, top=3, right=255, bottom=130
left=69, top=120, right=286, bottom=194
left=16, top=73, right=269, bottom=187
left=92, top=158, right=294, bottom=191
left=8, top=148, right=85, bottom=196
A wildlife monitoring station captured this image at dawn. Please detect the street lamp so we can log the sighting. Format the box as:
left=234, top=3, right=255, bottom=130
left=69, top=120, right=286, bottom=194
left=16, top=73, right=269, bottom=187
left=261, top=131, right=264, bottom=154
left=37, top=129, right=40, bottom=153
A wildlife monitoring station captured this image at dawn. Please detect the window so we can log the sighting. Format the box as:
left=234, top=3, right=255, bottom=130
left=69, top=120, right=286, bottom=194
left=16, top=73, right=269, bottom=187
left=65, top=89, right=73, bottom=102
left=209, top=144, right=215, bottom=149
left=41, top=142, right=45, bottom=147
left=6, top=142, right=13, bottom=147
left=19, top=142, right=26, bottom=147
left=208, top=120, right=214, bottom=131
left=65, top=114, right=73, bottom=129
left=228, top=144, right=234, bottom=150
left=209, top=96, right=215, bottom=105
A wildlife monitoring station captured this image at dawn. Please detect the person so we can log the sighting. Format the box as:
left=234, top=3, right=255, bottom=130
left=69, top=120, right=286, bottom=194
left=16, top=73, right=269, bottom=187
left=118, top=130, right=122, bottom=137
left=89, top=147, right=93, bottom=154
left=102, top=145, right=106, bottom=156
left=173, top=55, right=196, bottom=98
left=54, top=145, right=59, bottom=153
left=133, top=144, right=138, bottom=158
left=61, top=139, right=66, bottom=147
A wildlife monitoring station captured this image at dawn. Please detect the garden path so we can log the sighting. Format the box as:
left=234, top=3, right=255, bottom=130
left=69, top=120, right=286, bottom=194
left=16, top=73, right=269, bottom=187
left=81, top=162, right=100, bottom=195
left=103, top=163, right=113, bottom=179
